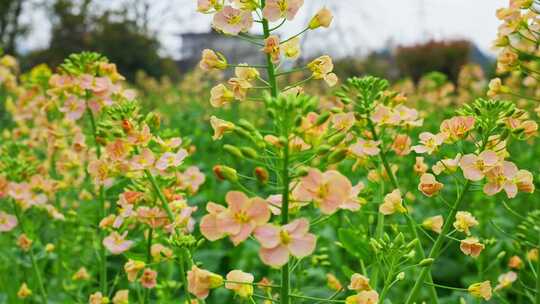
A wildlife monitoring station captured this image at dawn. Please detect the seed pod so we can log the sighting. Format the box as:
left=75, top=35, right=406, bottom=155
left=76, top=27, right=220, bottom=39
left=254, top=167, right=269, bottom=184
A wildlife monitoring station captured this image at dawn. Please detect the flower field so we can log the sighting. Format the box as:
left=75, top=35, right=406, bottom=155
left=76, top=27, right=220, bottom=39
left=0, top=0, right=540, bottom=303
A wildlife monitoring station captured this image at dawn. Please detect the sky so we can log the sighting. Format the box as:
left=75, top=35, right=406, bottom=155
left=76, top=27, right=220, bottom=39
left=19, top=0, right=507, bottom=59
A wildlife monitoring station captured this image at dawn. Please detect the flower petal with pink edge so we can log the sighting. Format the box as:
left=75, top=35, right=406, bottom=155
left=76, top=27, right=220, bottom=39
left=229, top=222, right=255, bottom=246
left=200, top=214, right=225, bottom=241
left=480, top=150, right=499, bottom=166
left=254, top=224, right=281, bottom=248
left=503, top=182, right=518, bottom=198
left=226, top=191, right=249, bottom=213
left=284, top=218, right=310, bottom=238
left=259, top=245, right=290, bottom=267
left=246, top=197, right=271, bottom=224
left=483, top=182, right=501, bottom=196
left=289, top=234, right=317, bottom=258
left=219, top=212, right=242, bottom=235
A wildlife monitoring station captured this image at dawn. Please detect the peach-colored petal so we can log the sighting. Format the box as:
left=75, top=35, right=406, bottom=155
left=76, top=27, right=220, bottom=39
left=226, top=191, right=249, bottom=213
left=219, top=213, right=242, bottom=235
left=230, top=222, right=255, bottom=246
left=200, top=213, right=225, bottom=241
left=260, top=245, right=289, bottom=267
left=246, top=197, right=271, bottom=224
left=480, top=150, right=499, bottom=166
left=206, top=202, right=226, bottom=214
left=284, top=218, right=309, bottom=237
left=503, top=182, right=518, bottom=198
left=254, top=224, right=280, bottom=248
left=483, top=182, right=501, bottom=196
left=289, top=234, right=316, bottom=258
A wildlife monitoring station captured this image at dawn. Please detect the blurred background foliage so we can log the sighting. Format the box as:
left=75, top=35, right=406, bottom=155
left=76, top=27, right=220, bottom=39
left=1, top=0, right=495, bottom=84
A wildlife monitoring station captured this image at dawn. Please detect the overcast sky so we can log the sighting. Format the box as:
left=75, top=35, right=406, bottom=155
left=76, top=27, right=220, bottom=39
left=19, top=0, right=506, bottom=59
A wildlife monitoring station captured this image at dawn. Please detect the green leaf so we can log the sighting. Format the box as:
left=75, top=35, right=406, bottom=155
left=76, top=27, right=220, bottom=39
left=337, top=228, right=372, bottom=262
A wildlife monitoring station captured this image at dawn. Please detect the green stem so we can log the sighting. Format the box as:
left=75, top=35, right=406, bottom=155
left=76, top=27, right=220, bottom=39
left=280, top=27, right=309, bottom=44
left=425, top=282, right=467, bottom=292
left=261, top=6, right=278, bottom=98
left=378, top=258, right=396, bottom=302
left=86, top=105, right=108, bottom=295
left=12, top=201, right=48, bottom=303
left=536, top=239, right=540, bottom=304
left=144, top=169, right=192, bottom=302
left=279, top=141, right=291, bottom=304
left=289, top=294, right=345, bottom=303
left=144, top=229, right=153, bottom=303
left=223, top=280, right=281, bottom=289
left=370, top=185, right=385, bottom=288
left=178, top=248, right=191, bottom=302
left=405, top=181, right=471, bottom=304
left=261, top=1, right=288, bottom=303
left=367, top=119, right=439, bottom=303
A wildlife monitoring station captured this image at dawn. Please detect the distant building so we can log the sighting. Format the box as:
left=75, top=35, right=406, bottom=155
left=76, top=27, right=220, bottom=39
left=178, top=31, right=265, bottom=72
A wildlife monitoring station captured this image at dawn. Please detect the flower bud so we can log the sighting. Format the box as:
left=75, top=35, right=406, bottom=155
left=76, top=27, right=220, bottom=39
left=328, top=133, right=346, bottom=145
left=418, top=258, right=434, bottom=267
left=316, top=112, right=331, bottom=125
left=199, top=49, right=227, bottom=71
left=45, top=243, right=55, bottom=252
left=293, top=166, right=310, bottom=177
left=369, top=238, right=382, bottom=252
left=240, top=147, right=258, bottom=159
left=145, top=112, right=161, bottom=130
left=317, top=145, right=332, bottom=155
left=238, top=119, right=257, bottom=132
left=405, top=239, right=419, bottom=250
left=213, top=165, right=238, bottom=182
left=393, top=233, right=405, bottom=247
left=223, top=144, right=244, bottom=158
left=309, top=7, right=333, bottom=29
left=17, top=283, right=32, bottom=299
left=254, top=167, right=269, bottom=184
left=328, top=149, right=348, bottom=164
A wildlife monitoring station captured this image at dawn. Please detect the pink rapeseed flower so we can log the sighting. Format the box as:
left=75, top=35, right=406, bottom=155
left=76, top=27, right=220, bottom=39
left=459, top=150, right=500, bottom=181
left=103, top=231, right=134, bottom=255
left=292, top=168, right=352, bottom=214
left=213, top=6, right=253, bottom=35
left=0, top=211, right=17, bottom=232
left=350, top=139, right=381, bottom=157
left=215, top=191, right=271, bottom=245
left=155, top=149, right=188, bottom=171
left=263, top=0, right=304, bottom=22
left=254, top=218, right=316, bottom=267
